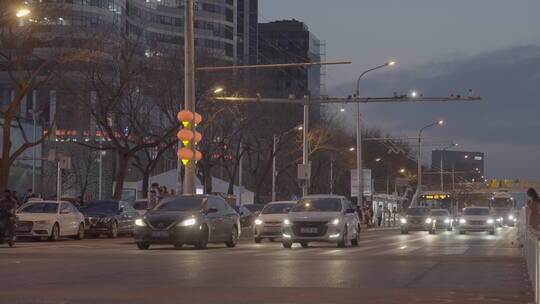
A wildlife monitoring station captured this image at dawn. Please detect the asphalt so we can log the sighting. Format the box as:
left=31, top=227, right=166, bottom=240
left=0, top=227, right=532, bottom=304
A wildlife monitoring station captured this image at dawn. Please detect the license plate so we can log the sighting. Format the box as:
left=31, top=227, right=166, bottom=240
left=300, top=227, right=318, bottom=234
left=151, top=231, right=169, bottom=238
left=267, top=227, right=281, bottom=232
left=17, top=226, right=31, bottom=232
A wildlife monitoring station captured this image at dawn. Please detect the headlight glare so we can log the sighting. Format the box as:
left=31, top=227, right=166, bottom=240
left=283, top=219, right=291, bottom=226
left=254, top=218, right=263, bottom=225
left=400, top=218, right=407, bottom=224
left=459, top=218, right=466, bottom=224
left=135, top=219, right=146, bottom=227
left=487, top=219, right=494, bottom=224
left=331, top=218, right=340, bottom=225
left=444, top=218, right=450, bottom=223
left=508, top=215, right=514, bottom=220
left=179, top=218, right=197, bottom=227
left=425, top=218, right=432, bottom=224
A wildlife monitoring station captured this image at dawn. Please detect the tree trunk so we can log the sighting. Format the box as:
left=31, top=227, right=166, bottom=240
left=0, top=157, right=11, bottom=191
left=113, top=152, right=131, bottom=200
left=141, top=172, right=149, bottom=198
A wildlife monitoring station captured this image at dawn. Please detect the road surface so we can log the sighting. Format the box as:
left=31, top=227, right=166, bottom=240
left=0, top=227, right=532, bottom=304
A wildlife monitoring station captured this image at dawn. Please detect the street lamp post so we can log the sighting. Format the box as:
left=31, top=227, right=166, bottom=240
left=417, top=120, right=444, bottom=195
left=355, top=61, right=395, bottom=203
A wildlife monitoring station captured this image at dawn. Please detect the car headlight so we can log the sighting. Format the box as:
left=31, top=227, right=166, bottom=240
left=179, top=218, right=197, bottom=227
left=508, top=215, right=514, bottom=220
left=496, top=218, right=502, bottom=222
left=34, top=220, right=50, bottom=225
left=425, top=218, right=432, bottom=224
left=487, top=219, right=494, bottom=224
left=135, top=219, right=146, bottom=227
left=400, top=218, right=407, bottom=224
left=283, top=219, right=291, bottom=226
left=330, top=218, right=340, bottom=225
left=444, top=218, right=451, bottom=223
left=254, top=218, right=263, bottom=225
left=459, top=218, right=466, bottom=224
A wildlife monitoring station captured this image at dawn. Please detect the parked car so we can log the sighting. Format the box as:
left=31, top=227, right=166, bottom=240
left=430, top=209, right=453, bottom=231
left=132, top=199, right=149, bottom=216
left=457, top=207, right=496, bottom=235
left=16, top=201, right=85, bottom=241
left=133, top=195, right=241, bottom=250
left=281, top=195, right=361, bottom=248
left=400, top=207, right=436, bottom=234
left=233, top=205, right=254, bottom=227
left=253, top=201, right=296, bottom=243
left=81, top=200, right=139, bottom=238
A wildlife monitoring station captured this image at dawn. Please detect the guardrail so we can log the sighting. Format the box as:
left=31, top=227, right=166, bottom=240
left=522, top=208, right=540, bottom=303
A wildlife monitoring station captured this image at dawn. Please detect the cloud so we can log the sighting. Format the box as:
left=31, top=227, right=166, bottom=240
left=328, top=45, right=540, bottom=179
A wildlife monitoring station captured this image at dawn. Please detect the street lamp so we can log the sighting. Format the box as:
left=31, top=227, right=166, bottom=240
left=271, top=124, right=302, bottom=201
left=213, top=87, right=224, bottom=94
left=16, top=8, right=31, bottom=18
left=355, top=60, right=396, bottom=203
left=417, top=120, right=444, bottom=199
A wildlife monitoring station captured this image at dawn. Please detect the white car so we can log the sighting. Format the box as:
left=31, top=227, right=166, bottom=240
left=281, top=195, right=361, bottom=248
left=253, top=201, right=296, bottom=243
left=16, top=200, right=85, bottom=241
left=457, top=206, right=496, bottom=235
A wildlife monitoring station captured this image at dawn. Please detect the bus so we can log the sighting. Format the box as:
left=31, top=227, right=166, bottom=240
left=418, top=191, right=457, bottom=216
left=489, top=191, right=517, bottom=226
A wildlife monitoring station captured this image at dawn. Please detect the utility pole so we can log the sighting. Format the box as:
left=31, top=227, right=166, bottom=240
left=183, top=0, right=196, bottom=194
left=301, top=96, right=309, bottom=197
left=237, top=141, right=243, bottom=206
left=271, top=134, right=277, bottom=201
left=330, top=154, right=334, bottom=194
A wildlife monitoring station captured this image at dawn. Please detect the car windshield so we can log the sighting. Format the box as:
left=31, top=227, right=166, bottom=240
left=133, top=201, right=148, bottom=210
left=19, top=203, right=58, bottom=214
left=261, top=203, right=294, bottom=214
left=155, top=197, right=204, bottom=211
left=292, top=198, right=342, bottom=212
left=431, top=210, right=449, bottom=216
left=464, top=208, right=490, bottom=215
left=82, top=201, right=119, bottom=213
left=407, top=208, right=431, bottom=216
left=491, top=198, right=513, bottom=208
left=244, top=204, right=265, bottom=212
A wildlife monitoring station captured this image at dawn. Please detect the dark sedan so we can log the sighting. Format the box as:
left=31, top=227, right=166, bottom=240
left=134, top=195, right=241, bottom=250
left=400, top=207, right=436, bottom=234
left=81, top=201, right=139, bottom=238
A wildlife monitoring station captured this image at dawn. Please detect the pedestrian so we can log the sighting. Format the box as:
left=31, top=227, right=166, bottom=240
left=356, top=205, right=363, bottom=224
left=170, top=189, right=176, bottom=196
left=11, top=191, right=20, bottom=208
left=377, top=205, right=383, bottom=227
left=368, top=206, right=374, bottom=228
left=148, top=190, right=158, bottom=210
left=0, top=190, right=18, bottom=245
left=527, top=188, right=540, bottom=229
left=22, top=188, right=32, bottom=204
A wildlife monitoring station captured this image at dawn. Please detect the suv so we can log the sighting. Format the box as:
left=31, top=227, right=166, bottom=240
left=281, top=195, right=360, bottom=248
left=400, top=207, right=436, bottom=234
left=457, top=207, right=496, bottom=235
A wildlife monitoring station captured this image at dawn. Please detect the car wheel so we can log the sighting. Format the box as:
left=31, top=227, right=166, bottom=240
left=195, top=225, right=209, bottom=250
left=48, top=223, right=60, bottom=241
left=225, top=226, right=238, bottom=248
left=254, top=237, right=262, bottom=243
left=282, top=241, right=292, bottom=249
left=401, top=229, right=408, bottom=234
left=74, top=223, right=84, bottom=240
left=459, top=230, right=466, bottom=235
left=337, top=227, right=348, bottom=248
left=137, top=242, right=150, bottom=250
left=351, top=225, right=360, bottom=247
left=489, top=229, right=495, bottom=235
left=174, top=243, right=184, bottom=249
left=108, top=221, right=118, bottom=238
left=300, top=242, right=309, bottom=248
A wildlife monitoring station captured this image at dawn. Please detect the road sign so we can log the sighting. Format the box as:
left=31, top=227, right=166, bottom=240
left=351, top=169, right=372, bottom=198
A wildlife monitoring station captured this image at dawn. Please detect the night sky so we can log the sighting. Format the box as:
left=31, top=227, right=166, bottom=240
left=260, top=0, right=540, bottom=180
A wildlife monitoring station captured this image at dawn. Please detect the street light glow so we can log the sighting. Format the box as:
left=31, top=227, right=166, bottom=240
left=388, top=61, right=396, bottom=66
left=399, top=168, right=406, bottom=173
left=16, top=8, right=31, bottom=18
left=213, top=87, right=224, bottom=94
left=375, top=158, right=382, bottom=162
left=437, top=120, right=444, bottom=125
left=297, top=125, right=304, bottom=131
left=411, top=91, right=418, bottom=98
left=349, top=147, right=355, bottom=152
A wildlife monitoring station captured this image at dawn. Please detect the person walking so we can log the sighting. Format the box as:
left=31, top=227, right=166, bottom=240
left=148, top=190, right=158, bottom=210
left=22, top=188, right=33, bottom=204
left=367, top=206, right=374, bottom=228
left=376, top=205, right=383, bottom=227
left=0, top=190, right=18, bottom=246
left=527, top=188, right=540, bottom=229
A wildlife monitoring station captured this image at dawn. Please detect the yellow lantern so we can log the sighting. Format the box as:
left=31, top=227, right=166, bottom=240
left=177, top=110, right=194, bottom=127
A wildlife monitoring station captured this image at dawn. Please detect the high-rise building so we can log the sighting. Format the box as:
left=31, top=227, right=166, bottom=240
left=257, top=19, right=321, bottom=99
left=431, top=150, right=485, bottom=181
left=236, top=0, right=258, bottom=65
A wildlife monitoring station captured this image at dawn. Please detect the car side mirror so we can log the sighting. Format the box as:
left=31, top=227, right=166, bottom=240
left=118, top=208, right=124, bottom=214
left=346, top=208, right=356, bottom=214
left=60, top=209, right=70, bottom=214
left=206, top=207, right=218, bottom=214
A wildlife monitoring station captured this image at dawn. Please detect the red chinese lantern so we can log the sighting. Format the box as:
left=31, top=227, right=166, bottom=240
left=177, top=110, right=194, bottom=127
left=177, top=148, right=203, bottom=165
left=194, top=112, right=202, bottom=125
